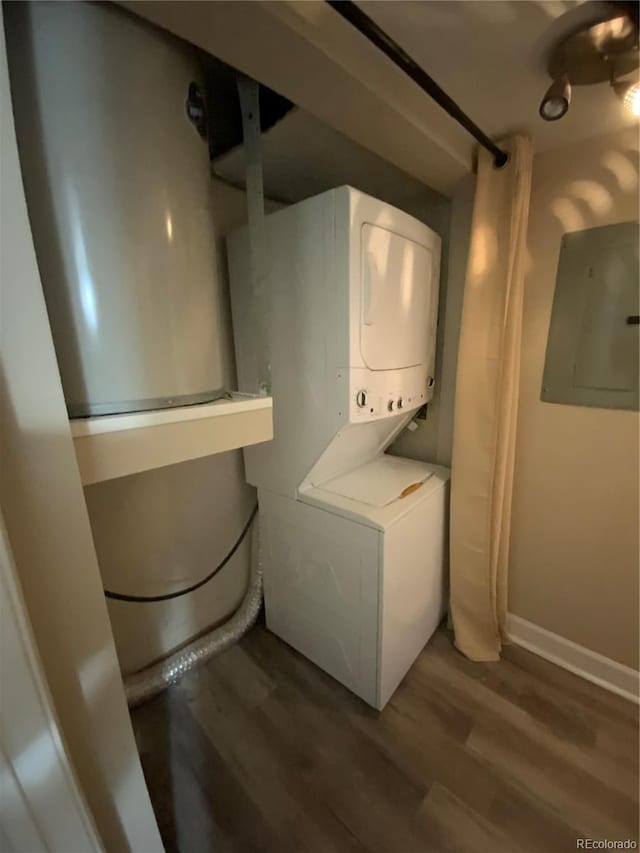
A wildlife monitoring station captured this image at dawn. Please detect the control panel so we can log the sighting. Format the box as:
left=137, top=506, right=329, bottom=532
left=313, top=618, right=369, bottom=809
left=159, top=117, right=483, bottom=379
left=340, top=367, right=434, bottom=423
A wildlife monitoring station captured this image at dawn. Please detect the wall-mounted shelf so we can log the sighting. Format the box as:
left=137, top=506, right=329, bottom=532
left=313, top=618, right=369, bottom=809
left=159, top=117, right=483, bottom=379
left=70, top=395, right=273, bottom=485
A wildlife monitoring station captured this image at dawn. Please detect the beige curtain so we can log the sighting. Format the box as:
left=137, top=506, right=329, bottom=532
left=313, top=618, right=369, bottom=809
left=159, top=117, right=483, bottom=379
left=450, top=135, right=533, bottom=661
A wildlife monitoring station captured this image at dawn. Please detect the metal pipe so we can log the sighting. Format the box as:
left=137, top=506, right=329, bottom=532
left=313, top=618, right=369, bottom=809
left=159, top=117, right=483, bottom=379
left=326, top=0, right=509, bottom=169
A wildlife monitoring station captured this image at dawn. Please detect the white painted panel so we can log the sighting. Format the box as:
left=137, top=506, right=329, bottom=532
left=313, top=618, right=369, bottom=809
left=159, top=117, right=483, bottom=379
left=361, top=225, right=434, bottom=370
left=260, top=490, right=380, bottom=706
left=71, top=396, right=273, bottom=485
left=1, top=518, right=102, bottom=853
left=0, top=750, right=46, bottom=853
left=379, top=479, right=448, bottom=707
left=305, top=414, right=411, bottom=489
left=229, top=189, right=340, bottom=497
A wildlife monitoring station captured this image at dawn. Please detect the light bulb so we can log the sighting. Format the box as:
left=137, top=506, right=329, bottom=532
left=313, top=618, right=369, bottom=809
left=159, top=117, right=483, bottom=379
left=541, top=97, right=568, bottom=120
left=624, top=82, right=640, bottom=117
left=540, top=75, right=571, bottom=121
left=612, top=80, right=640, bottom=117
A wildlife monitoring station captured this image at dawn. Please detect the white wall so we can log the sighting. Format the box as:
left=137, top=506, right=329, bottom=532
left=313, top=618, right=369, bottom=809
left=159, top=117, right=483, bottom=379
left=0, top=12, right=162, bottom=847
left=84, top=179, right=272, bottom=675
left=509, top=128, right=639, bottom=670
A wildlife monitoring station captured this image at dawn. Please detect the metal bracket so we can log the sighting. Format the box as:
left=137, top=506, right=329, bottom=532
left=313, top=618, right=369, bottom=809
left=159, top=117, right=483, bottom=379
left=236, top=74, right=271, bottom=395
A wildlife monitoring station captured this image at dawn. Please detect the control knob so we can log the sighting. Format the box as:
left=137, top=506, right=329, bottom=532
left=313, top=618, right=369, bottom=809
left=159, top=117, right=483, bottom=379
left=356, top=390, right=367, bottom=408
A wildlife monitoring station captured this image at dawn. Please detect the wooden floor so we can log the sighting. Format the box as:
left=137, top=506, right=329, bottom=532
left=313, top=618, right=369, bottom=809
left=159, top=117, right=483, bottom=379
left=132, top=624, right=639, bottom=853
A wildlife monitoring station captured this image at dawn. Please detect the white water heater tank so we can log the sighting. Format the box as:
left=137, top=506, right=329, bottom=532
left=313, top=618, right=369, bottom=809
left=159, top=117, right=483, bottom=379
left=7, top=1, right=225, bottom=416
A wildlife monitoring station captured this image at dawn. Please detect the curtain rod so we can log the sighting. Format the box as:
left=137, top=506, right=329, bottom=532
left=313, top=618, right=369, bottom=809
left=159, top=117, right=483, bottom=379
left=326, top=0, right=509, bottom=169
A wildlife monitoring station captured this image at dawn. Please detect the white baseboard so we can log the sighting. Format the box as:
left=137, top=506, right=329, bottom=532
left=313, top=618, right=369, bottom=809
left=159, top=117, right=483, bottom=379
left=505, top=613, right=639, bottom=705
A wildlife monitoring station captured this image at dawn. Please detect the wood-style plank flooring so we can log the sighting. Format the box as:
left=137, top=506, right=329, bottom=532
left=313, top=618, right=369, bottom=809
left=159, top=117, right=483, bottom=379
left=132, top=623, right=639, bottom=853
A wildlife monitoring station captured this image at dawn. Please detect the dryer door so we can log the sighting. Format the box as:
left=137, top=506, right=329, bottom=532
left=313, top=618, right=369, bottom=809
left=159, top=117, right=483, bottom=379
left=360, top=223, right=436, bottom=371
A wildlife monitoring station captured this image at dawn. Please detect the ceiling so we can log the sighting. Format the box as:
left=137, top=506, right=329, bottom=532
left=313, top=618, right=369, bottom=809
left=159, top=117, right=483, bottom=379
left=121, top=0, right=474, bottom=194
left=214, top=0, right=639, bottom=205
left=358, top=0, right=639, bottom=152
left=124, top=0, right=638, bottom=201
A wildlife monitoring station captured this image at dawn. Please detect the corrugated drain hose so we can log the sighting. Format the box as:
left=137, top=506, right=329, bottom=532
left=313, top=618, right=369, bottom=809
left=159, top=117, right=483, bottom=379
left=121, top=508, right=263, bottom=707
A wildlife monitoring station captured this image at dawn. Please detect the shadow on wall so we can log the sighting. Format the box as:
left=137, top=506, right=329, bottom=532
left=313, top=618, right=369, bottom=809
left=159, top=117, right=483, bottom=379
left=549, top=145, right=639, bottom=234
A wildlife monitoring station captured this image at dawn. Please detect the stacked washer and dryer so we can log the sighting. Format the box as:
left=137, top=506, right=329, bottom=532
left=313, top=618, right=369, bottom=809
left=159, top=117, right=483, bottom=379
left=229, top=186, right=449, bottom=710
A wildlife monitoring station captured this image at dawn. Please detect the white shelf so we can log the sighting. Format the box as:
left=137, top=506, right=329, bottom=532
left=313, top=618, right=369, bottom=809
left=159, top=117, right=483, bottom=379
left=70, top=395, right=273, bottom=485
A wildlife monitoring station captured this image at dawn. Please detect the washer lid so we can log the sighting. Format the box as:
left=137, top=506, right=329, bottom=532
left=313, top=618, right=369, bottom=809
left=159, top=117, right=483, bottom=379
left=319, top=455, right=434, bottom=507
left=299, top=460, right=450, bottom=531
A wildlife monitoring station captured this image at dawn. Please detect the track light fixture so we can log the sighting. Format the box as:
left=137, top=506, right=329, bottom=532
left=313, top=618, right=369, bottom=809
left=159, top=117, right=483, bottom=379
left=539, top=12, right=639, bottom=122
left=539, top=75, right=572, bottom=121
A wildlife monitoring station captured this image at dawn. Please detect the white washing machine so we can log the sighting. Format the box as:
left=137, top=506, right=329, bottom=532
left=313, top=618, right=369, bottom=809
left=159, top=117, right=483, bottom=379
left=261, top=456, right=449, bottom=709
left=228, top=186, right=449, bottom=709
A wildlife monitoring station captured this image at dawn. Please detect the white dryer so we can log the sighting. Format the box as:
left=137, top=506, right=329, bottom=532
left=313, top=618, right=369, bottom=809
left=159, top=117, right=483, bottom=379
left=228, top=186, right=449, bottom=709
